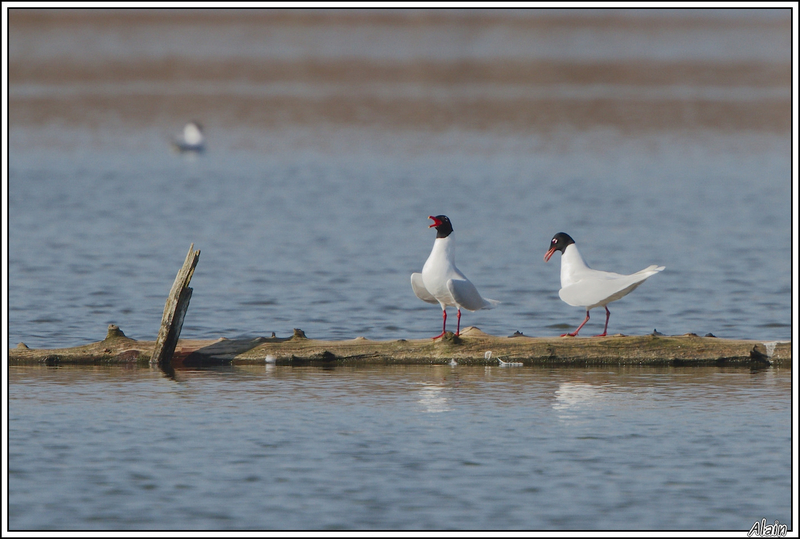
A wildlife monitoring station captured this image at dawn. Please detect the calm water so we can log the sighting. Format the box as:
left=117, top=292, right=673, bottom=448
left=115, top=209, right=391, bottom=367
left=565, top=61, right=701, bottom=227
left=7, top=9, right=792, bottom=347
left=6, top=8, right=795, bottom=532
left=9, top=127, right=791, bottom=347
left=8, top=364, right=793, bottom=531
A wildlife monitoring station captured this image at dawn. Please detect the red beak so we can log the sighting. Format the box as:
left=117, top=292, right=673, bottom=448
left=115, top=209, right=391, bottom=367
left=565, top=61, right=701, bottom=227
left=428, top=215, right=442, bottom=228
left=544, top=247, right=556, bottom=262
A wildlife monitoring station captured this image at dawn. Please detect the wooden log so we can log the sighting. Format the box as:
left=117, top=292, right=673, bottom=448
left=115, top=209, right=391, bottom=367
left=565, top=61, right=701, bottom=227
left=150, top=244, right=200, bottom=368
left=10, top=324, right=145, bottom=365
left=9, top=325, right=792, bottom=368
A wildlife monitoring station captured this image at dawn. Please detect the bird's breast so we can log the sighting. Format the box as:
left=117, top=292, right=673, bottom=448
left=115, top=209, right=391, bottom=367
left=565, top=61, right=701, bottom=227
left=560, top=244, right=591, bottom=289
left=421, top=238, right=459, bottom=301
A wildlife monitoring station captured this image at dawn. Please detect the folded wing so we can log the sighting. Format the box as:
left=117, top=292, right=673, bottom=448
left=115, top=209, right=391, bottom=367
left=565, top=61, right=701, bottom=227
left=447, top=278, right=499, bottom=312
left=559, top=265, right=664, bottom=309
left=411, top=272, right=439, bottom=304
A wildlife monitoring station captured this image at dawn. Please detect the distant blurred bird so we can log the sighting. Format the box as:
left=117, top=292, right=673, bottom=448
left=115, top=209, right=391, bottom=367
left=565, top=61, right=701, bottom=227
left=172, top=121, right=205, bottom=153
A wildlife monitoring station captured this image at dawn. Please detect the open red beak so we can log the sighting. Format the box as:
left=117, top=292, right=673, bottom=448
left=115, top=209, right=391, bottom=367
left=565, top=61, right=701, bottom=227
left=544, top=247, right=556, bottom=262
left=428, top=215, right=442, bottom=228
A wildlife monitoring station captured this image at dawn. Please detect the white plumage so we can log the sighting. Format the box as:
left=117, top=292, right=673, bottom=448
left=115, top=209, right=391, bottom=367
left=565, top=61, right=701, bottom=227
left=545, top=232, right=664, bottom=337
left=412, top=215, right=498, bottom=339
left=172, top=121, right=205, bottom=153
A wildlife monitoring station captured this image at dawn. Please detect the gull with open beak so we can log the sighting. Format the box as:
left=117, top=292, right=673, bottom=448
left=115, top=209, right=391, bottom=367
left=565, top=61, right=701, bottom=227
left=411, top=215, right=499, bottom=339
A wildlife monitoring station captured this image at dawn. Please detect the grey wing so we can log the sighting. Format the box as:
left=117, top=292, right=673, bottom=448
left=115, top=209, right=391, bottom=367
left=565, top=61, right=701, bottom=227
left=447, top=278, right=496, bottom=311
left=411, top=273, right=439, bottom=304
left=559, top=268, right=662, bottom=309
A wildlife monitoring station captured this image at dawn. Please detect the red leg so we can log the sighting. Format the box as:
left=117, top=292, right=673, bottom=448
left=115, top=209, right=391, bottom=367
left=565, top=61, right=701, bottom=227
left=562, top=311, right=590, bottom=337
left=594, top=307, right=610, bottom=337
left=456, top=308, right=461, bottom=337
left=433, top=309, right=447, bottom=340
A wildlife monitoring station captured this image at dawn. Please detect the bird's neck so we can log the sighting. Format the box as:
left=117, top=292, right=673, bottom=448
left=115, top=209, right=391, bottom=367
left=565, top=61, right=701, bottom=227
left=560, top=244, right=589, bottom=287
left=428, top=234, right=456, bottom=266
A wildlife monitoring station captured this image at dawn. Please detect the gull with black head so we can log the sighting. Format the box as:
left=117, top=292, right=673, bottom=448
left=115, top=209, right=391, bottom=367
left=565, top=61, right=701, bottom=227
left=411, top=215, right=499, bottom=339
left=544, top=232, right=664, bottom=337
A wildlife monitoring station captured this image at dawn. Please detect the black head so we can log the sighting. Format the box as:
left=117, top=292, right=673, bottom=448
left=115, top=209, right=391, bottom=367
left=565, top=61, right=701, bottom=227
left=544, top=232, right=575, bottom=262
left=428, top=215, right=453, bottom=238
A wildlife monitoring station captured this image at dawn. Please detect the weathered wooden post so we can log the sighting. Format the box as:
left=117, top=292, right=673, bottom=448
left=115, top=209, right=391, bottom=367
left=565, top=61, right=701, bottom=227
left=151, top=244, right=200, bottom=367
